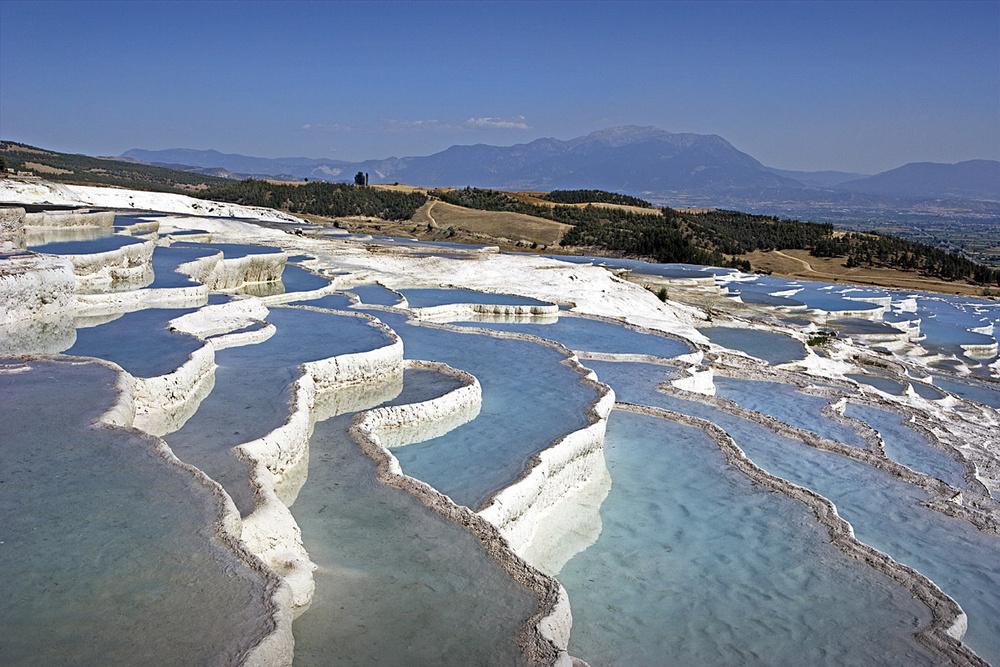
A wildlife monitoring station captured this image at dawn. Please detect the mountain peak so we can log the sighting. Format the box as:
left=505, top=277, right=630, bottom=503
left=580, top=125, right=672, bottom=147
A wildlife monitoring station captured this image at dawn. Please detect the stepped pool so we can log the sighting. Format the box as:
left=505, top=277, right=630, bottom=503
left=366, top=311, right=600, bottom=510
left=4, top=201, right=1000, bottom=666
left=347, top=283, right=403, bottom=306
left=399, top=287, right=552, bottom=308
left=291, top=371, right=537, bottom=666
left=165, top=307, right=395, bottom=516
left=280, top=264, right=330, bottom=292
left=559, top=409, right=937, bottom=666
left=843, top=403, right=968, bottom=489
left=453, top=312, right=692, bottom=358
left=28, top=235, right=146, bottom=255
left=699, top=326, right=807, bottom=364
left=585, top=359, right=1000, bottom=664
left=65, top=307, right=201, bottom=377
left=713, top=376, right=869, bottom=448
left=149, top=245, right=216, bottom=288
left=0, top=358, right=277, bottom=666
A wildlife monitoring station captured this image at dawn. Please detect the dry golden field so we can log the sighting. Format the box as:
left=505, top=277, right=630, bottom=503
left=413, top=200, right=570, bottom=246
left=746, top=248, right=993, bottom=297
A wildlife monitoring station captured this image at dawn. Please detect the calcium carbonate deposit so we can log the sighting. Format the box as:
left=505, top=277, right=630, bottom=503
left=2, top=179, right=999, bottom=667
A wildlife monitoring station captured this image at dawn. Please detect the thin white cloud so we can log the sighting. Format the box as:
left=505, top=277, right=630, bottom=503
left=301, top=123, right=355, bottom=132
left=465, top=115, right=531, bottom=130
left=302, top=115, right=532, bottom=134
left=380, top=119, right=447, bottom=132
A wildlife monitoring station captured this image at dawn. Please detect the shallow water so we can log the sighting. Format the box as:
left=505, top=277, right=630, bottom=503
left=698, top=326, right=807, bottom=364
left=713, top=376, right=868, bottom=448
left=729, top=288, right=805, bottom=308
left=917, top=297, right=998, bottom=355
left=290, top=293, right=358, bottom=310
left=454, top=314, right=691, bottom=358
left=347, top=283, right=402, bottom=306
left=586, top=360, right=1000, bottom=663
left=931, top=373, right=1000, bottom=408
left=65, top=308, right=201, bottom=377
left=165, top=307, right=394, bottom=516
left=369, top=311, right=598, bottom=510
left=280, top=265, right=330, bottom=292
left=400, top=287, right=551, bottom=308
left=0, top=358, right=272, bottom=666
left=291, top=373, right=536, bottom=666
left=844, top=403, right=967, bottom=489
left=560, top=410, right=937, bottom=667
left=847, top=372, right=907, bottom=396
left=30, top=235, right=145, bottom=255
left=910, top=381, right=946, bottom=400
left=149, top=245, right=216, bottom=288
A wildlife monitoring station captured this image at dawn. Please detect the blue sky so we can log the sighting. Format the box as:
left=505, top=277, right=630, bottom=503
left=1, top=0, right=997, bottom=173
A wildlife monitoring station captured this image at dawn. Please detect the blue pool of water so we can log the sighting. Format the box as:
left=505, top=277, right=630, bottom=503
left=291, top=372, right=535, bottom=666
left=150, top=245, right=217, bottom=288
left=348, top=283, right=403, bottom=306
left=930, top=374, right=1000, bottom=408
left=847, top=372, right=907, bottom=396
left=699, top=327, right=807, bottom=365
left=560, top=409, right=937, bottom=666
left=290, top=293, right=358, bottom=310
left=113, top=213, right=166, bottom=226
left=453, top=314, right=691, bottom=358
left=714, top=376, right=869, bottom=448
left=844, top=404, right=968, bottom=489
left=0, top=358, right=272, bottom=665
left=586, top=360, right=1000, bottom=664
left=66, top=308, right=201, bottom=377
left=911, top=381, right=946, bottom=400
left=914, top=297, right=998, bottom=361
left=30, top=235, right=146, bottom=255
left=831, top=318, right=907, bottom=335
left=540, top=255, right=718, bottom=280
left=368, top=311, right=599, bottom=510
left=400, top=288, right=551, bottom=308
left=280, top=265, right=330, bottom=292
left=165, top=307, right=395, bottom=516
left=729, top=289, right=806, bottom=308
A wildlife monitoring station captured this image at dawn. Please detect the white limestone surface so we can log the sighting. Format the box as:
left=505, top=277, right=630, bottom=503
left=411, top=302, right=560, bottom=321
left=170, top=296, right=271, bottom=339
left=237, top=319, right=405, bottom=616
left=132, top=342, right=216, bottom=438
left=74, top=284, right=208, bottom=316
left=0, top=206, right=26, bottom=248
left=0, top=253, right=76, bottom=325
left=178, top=250, right=288, bottom=291
left=348, top=360, right=578, bottom=667
left=478, top=363, right=615, bottom=562
left=62, top=238, right=156, bottom=293
left=0, top=179, right=304, bottom=224
left=24, top=209, right=116, bottom=228
left=300, top=248, right=707, bottom=340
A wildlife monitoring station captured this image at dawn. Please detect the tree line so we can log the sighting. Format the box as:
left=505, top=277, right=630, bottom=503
left=539, top=190, right=653, bottom=208
left=199, top=179, right=427, bottom=220
left=432, top=187, right=1000, bottom=285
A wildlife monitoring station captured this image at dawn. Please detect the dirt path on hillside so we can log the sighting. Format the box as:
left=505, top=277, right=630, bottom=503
left=772, top=250, right=816, bottom=274
left=425, top=200, right=438, bottom=227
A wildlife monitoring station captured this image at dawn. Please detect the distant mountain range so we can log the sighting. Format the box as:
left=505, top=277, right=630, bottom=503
left=122, top=126, right=1000, bottom=212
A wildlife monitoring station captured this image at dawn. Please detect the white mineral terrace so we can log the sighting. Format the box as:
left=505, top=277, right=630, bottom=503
left=2, top=180, right=999, bottom=666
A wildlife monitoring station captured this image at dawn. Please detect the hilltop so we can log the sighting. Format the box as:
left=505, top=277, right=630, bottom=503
left=3, top=139, right=998, bottom=296
left=120, top=127, right=1000, bottom=266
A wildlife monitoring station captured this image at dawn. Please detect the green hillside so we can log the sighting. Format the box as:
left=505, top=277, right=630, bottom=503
left=0, top=141, right=229, bottom=192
